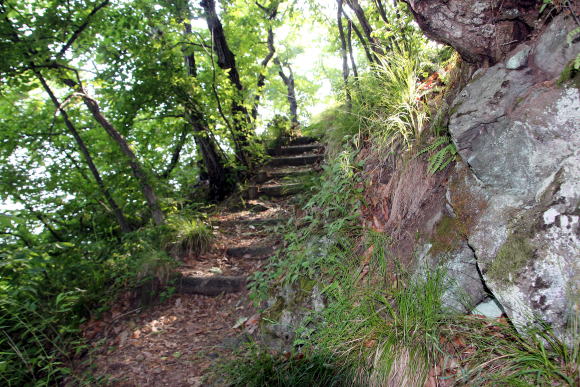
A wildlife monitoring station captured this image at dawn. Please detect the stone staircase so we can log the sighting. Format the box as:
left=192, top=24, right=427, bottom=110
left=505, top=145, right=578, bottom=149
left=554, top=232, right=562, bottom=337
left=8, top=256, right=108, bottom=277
left=176, top=136, right=324, bottom=296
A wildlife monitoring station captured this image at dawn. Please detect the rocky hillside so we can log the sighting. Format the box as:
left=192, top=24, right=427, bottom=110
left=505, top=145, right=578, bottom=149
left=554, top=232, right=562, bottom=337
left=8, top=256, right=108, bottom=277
left=399, top=0, right=579, bottom=344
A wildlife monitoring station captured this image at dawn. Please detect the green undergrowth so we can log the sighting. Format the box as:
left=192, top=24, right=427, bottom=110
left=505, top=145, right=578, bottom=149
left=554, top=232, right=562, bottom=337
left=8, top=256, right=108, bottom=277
left=0, top=206, right=210, bottom=385
left=218, top=343, right=353, bottom=387
left=249, top=144, right=363, bottom=301
left=229, top=93, right=578, bottom=387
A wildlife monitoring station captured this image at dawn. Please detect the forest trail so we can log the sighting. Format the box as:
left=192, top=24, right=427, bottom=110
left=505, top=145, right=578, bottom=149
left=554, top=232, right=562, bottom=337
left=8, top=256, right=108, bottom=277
left=75, top=138, right=324, bottom=386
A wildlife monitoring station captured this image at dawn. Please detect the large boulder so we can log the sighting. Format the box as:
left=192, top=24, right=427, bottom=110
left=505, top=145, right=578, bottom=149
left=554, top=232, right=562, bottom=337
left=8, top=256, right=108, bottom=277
left=447, top=13, right=580, bottom=341
left=403, top=0, right=540, bottom=64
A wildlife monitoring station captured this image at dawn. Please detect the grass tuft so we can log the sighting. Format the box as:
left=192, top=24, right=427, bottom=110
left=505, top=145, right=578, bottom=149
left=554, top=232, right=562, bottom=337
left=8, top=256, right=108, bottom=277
left=166, top=217, right=213, bottom=259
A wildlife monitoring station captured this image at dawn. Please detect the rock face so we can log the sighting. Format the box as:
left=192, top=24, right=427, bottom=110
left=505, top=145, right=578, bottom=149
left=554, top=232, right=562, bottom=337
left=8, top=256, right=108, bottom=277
left=444, top=12, right=580, bottom=341
left=404, top=0, right=540, bottom=64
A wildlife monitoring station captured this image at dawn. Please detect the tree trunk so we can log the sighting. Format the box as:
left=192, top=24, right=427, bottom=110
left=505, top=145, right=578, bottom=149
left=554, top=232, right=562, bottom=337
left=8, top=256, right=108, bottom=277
left=182, top=18, right=233, bottom=200
left=337, top=0, right=352, bottom=108
left=201, top=0, right=252, bottom=166
left=34, top=72, right=132, bottom=233
left=345, top=0, right=384, bottom=60
left=275, top=58, right=299, bottom=127
left=341, top=9, right=375, bottom=65
left=78, top=91, right=165, bottom=226
left=192, top=120, right=232, bottom=200
left=159, top=124, right=188, bottom=179
left=251, top=27, right=276, bottom=121
left=346, top=20, right=359, bottom=79
left=374, top=0, right=389, bottom=24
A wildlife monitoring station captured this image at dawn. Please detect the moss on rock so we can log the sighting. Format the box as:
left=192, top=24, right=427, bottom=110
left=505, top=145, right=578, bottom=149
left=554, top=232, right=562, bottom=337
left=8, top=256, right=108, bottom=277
left=487, top=233, right=535, bottom=285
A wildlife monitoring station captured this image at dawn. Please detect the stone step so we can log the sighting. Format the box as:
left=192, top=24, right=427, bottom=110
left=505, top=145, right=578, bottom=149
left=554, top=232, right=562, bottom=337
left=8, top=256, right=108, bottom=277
left=254, top=168, right=312, bottom=184
left=175, top=275, right=246, bottom=296
left=226, top=245, right=275, bottom=259
left=269, top=168, right=313, bottom=179
left=268, top=154, right=323, bottom=167
left=269, top=144, right=322, bottom=156
left=288, top=136, right=319, bottom=145
left=257, top=183, right=303, bottom=197
left=217, top=217, right=286, bottom=228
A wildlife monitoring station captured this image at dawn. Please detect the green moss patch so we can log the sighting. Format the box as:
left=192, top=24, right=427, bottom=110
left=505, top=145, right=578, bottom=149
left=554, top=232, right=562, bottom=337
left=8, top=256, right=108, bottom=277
left=487, top=234, right=535, bottom=285
left=430, top=215, right=464, bottom=256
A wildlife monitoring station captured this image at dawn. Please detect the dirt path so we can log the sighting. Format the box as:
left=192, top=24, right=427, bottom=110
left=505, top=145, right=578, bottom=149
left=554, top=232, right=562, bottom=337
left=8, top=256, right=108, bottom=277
left=73, top=138, right=323, bottom=386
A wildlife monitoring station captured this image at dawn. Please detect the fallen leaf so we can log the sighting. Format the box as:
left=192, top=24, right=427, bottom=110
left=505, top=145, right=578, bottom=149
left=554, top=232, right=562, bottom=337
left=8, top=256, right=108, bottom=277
left=244, top=313, right=261, bottom=334
left=233, top=316, right=249, bottom=329
left=361, top=245, right=374, bottom=265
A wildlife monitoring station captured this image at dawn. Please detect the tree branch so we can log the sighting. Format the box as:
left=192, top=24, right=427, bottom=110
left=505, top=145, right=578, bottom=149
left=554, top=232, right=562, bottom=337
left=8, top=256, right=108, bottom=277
left=57, top=0, right=110, bottom=58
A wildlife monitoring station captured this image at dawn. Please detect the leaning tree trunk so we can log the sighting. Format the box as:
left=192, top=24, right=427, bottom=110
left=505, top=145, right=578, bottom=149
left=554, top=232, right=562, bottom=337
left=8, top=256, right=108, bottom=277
left=34, top=72, right=132, bottom=233
left=275, top=58, right=299, bottom=127
left=337, top=0, right=352, bottom=108
left=181, top=17, right=233, bottom=200
left=346, top=0, right=384, bottom=61
left=340, top=8, right=375, bottom=65
left=201, top=0, right=252, bottom=167
left=78, top=90, right=165, bottom=226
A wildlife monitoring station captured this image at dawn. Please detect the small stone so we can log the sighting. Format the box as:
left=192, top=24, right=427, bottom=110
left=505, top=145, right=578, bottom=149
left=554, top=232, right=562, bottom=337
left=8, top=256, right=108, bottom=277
left=506, top=46, right=531, bottom=70
left=471, top=298, right=504, bottom=318
left=209, top=267, right=223, bottom=274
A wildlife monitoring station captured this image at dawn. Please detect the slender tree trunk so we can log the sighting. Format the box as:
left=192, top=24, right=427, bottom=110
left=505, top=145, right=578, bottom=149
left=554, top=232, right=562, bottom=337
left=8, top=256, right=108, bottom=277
left=251, top=27, right=276, bottom=121
left=78, top=90, right=165, bottom=226
left=341, top=9, right=375, bottom=65
left=346, top=20, right=359, bottom=79
left=275, top=58, right=299, bottom=127
left=251, top=3, right=279, bottom=120
left=201, top=0, right=252, bottom=167
left=160, top=124, right=188, bottom=179
left=374, top=0, right=389, bottom=24
left=181, top=18, right=233, bottom=200
left=345, top=0, right=384, bottom=60
left=337, top=0, right=352, bottom=108
left=34, top=72, right=132, bottom=233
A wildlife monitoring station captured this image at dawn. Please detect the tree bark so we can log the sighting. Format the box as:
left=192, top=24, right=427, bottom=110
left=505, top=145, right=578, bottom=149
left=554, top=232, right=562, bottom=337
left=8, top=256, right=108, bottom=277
left=77, top=89, right=165, bottom=226
left=345, top=0, right=384, bottom=60
left=201, top=0, right=252, bottom=166
left=181, top=17, right=233, bottom=200
left=341, top=9, right=375, bottom=65
left=34, top=72, right=132, bottom=233
left=275, top=58, right=299, bottom=127
left=337, top=0, right=352, bottom=108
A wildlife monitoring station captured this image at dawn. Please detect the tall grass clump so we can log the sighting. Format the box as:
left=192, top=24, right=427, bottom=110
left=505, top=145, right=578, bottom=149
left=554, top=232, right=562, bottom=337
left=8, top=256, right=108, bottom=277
left=166, top=216, right=213, bottom=259
left=219, top=344, right=353, bottom=387
left=355, top=47, right=429, bottom=151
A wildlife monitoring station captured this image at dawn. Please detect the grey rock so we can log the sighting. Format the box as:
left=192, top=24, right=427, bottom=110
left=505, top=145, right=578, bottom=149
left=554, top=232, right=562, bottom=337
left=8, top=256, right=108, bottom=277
left=448, top=14, right=580, bottom=343
left=505, top=45, right=531, bottom=70
left=405, top=0, right=540, bottom=63
left=532, top=15, right=580, bottom=78
left=415, top=242, right=487, bottom=314
left=472, top=298, right=504, bottom=318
